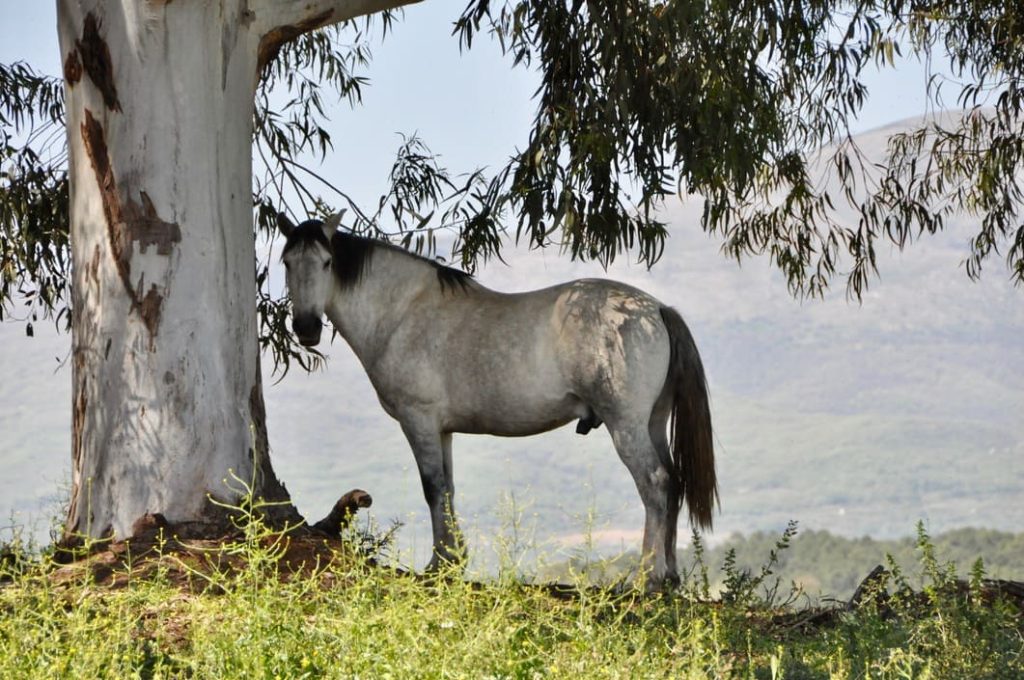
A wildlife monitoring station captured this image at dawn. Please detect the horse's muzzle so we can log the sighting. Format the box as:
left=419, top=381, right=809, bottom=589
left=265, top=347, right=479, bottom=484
left=293, top=315, right=323, bottom=347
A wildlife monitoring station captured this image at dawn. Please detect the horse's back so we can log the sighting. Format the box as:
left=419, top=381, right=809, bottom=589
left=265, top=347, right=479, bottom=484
left=449, top=277, right=669, bottom=371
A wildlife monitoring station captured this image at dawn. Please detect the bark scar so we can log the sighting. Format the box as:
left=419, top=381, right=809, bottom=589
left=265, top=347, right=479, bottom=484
left=68, top=349, right=88, bottom=537
left=80, top=109, right=181, bottom=346
left=64, top=50, right=83, bottom=85
left=137, top=284, right=165, bottom=340
left=257, top=9, right=334, bottom=71
left=77, top=13, right=121, bottom=112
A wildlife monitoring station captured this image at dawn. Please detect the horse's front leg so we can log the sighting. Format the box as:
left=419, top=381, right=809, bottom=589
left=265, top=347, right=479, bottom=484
left=400, top=420, right=463, bottom=571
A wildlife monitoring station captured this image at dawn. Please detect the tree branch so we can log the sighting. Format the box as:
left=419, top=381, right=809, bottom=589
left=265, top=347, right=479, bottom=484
left=255, top=0, right=421, bottom=70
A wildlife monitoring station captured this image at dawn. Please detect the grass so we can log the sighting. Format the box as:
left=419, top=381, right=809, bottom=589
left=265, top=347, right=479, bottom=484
left=1, top=506, right=1022, bottom=679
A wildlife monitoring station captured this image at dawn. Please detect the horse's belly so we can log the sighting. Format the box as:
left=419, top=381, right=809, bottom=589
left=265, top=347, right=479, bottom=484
left=443, top=393, right=584, bottom=436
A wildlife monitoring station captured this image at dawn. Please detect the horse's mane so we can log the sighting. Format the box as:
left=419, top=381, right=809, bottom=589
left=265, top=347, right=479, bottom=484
left=282, top=221, right=472, bottom=293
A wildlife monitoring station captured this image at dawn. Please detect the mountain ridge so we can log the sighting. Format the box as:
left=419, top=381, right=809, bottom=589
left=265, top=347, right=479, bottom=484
left=1, top=115, right=1020, bottom=564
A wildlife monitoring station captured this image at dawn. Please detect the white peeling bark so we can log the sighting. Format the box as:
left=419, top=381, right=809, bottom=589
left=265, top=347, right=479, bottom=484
left=259, top=0, right=420, bottom=29
left=58, top=0, right=417, bottom=542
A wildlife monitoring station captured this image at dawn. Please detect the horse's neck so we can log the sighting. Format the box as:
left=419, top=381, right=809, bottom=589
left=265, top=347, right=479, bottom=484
left=324, top=248, right=438, bottom=363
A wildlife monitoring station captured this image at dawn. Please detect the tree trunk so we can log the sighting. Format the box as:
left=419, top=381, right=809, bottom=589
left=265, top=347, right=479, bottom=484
left=57, top=0, right=412, bottom=543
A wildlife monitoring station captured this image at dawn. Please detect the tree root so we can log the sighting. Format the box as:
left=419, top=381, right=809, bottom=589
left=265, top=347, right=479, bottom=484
left=310, top=489, right=373, bottom=538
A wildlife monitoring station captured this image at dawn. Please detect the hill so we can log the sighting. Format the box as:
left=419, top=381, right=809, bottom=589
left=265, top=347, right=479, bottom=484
left=1, top=115, right=1022, bottom=566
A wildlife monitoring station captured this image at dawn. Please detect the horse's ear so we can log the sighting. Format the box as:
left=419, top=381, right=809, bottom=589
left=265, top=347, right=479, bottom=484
left=277, top=212, right=296, bottom=238
left=321, top=210, right=346, bottom=239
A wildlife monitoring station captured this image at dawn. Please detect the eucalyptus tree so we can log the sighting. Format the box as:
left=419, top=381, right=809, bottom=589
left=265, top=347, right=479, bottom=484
left=1, top=0, right=1021, bottom=545
left=4, top=0, right=418, bottom=544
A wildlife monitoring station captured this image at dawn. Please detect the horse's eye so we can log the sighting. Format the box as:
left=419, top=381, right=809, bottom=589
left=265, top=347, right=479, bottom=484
left=323, top=260, right=331, bottom=270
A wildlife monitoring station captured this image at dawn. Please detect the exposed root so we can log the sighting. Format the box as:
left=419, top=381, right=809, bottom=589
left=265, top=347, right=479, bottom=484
left=310, top=489, right=373, bottom=538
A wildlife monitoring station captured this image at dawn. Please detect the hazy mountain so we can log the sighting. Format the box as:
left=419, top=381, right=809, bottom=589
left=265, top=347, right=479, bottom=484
left=2, top=116, right=1021, bottom=568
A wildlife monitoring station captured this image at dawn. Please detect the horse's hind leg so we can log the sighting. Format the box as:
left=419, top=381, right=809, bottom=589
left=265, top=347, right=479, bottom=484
left=400, top=420, right=463, bottom=571
left=649, top=392, right=680, bottom=576
left=608, top=419, right=677, bottom=589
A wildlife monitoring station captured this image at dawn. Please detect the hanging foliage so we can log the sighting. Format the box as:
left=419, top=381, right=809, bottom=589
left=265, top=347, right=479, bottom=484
left=2, top=0, right=1022, bottom=372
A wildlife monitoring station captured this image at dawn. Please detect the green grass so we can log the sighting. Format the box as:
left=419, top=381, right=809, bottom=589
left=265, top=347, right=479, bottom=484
left=1, top=513, right=1022, bottom=680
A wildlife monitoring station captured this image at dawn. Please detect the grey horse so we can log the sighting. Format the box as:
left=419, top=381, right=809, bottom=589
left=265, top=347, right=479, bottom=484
left=278, top=213, right=717, bottom=587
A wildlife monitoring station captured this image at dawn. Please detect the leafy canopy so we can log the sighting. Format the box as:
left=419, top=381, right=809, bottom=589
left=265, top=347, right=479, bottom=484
left=455, top=0, right=1023, bottom=295
left=1, top=0, right=1022, bottom=369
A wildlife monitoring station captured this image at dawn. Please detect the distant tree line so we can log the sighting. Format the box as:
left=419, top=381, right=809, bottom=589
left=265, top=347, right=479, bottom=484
left=551, top=526, right=1024, bottom=600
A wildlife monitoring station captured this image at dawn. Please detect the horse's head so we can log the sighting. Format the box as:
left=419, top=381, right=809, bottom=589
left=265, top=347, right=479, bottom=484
left=277, top=212, right=343, bottom=347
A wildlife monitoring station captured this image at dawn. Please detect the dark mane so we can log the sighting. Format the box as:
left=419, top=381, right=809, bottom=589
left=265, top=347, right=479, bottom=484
left=282, top=220, right=472, bottom=293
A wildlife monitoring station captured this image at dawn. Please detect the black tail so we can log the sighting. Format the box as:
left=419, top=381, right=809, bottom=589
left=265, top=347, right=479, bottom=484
left=660, top=306, right=717, bottom=530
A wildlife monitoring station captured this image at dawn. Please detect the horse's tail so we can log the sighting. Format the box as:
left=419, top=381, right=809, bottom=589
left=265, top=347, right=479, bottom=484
left=660, top=306, right=717, bottom=530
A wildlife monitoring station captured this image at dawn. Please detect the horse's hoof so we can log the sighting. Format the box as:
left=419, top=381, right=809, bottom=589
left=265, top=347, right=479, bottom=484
left=642, top=572, right=680, bottom=594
